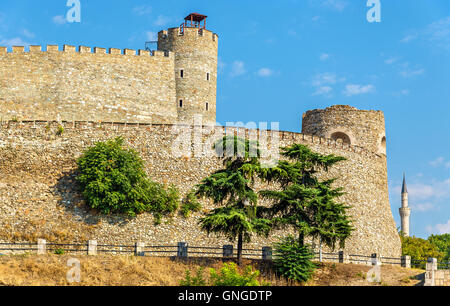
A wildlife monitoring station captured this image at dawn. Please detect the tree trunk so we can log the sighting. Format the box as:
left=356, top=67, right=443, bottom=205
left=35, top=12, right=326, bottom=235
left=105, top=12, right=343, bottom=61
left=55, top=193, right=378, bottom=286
left=237, top=232, right=243, bottom=266
left=298, top=232, right=305, bottom=247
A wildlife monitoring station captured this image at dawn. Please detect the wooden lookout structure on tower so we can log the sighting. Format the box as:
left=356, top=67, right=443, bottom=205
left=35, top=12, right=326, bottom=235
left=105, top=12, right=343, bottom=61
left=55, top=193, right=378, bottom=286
left=180, top=13, right=208, bottom=34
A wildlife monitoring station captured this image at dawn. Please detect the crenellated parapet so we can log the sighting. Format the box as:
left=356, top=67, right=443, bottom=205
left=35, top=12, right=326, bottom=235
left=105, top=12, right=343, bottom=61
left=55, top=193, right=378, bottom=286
left=0, top=44, right=172, bottom=58
left=0, top=120, right=385, bottom=159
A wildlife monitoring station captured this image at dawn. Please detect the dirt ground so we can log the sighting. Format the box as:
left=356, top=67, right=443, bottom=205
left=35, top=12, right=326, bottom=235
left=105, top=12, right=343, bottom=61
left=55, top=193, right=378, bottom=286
left=0, top=254, right=425, bottom=286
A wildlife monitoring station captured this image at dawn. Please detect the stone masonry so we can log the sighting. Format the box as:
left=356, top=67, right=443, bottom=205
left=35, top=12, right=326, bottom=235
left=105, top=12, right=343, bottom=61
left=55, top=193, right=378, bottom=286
left=0, top=20, right=401, bottom=258
left=0, top=121, right=401, bottom=258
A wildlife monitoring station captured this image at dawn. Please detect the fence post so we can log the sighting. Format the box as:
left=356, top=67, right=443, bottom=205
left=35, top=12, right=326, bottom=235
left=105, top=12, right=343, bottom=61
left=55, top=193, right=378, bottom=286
left=87, top=240, right=97, bottom=256
left=371, top=253, right=381, bottom=266
left=262, top=247, right=272, bottom=260
left=37, top=239, right=46, bottom=255
left=177, top=242, right=188, bottom=258
left=223, top=245, right=233, bottom=258
left=425, top=258, right=437, bottom=286
left=135, top=242, right=145, bottom=256
left=401, top=255, right=411, bottom=268
left=319, top=247, right=323, bottom=262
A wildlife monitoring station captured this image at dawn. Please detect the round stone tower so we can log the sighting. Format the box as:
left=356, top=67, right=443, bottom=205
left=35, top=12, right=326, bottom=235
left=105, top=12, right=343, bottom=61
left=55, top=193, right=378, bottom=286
left=157, top=13, right=219, bottom=125
left=301, top=105, right=387, bottom=154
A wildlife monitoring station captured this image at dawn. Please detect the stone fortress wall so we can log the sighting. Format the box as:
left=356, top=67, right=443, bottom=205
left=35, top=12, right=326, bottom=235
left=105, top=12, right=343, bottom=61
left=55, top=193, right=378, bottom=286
left=0, top=20, right=401, bottom=258
left=0, top=118, right=401, bottom=258
left=0, top=26, right=218, bottom=125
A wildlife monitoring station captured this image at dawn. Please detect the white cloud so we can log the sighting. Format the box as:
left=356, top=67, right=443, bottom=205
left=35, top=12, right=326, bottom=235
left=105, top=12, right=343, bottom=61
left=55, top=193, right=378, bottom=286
left=257, top=68, right=273, bottom=77
left=319, top=53, right=330, bottom=61
left=435, top=220, right=450, bottom=234
left=428, top=220, right=450, bottom=234
left=133, top=5, right=152, bottom=16
left=310, top=72, right=345, bottom=98
left=154, top=15, right=171, bottom=27
left=0, top=37, right=29, bottom=47
left=430, top=157, right=445, bottom=167
left=384, top=57, right=399, bottom=65
left=400, top=34, right=417, bottom=43
left=400, top=68, right=425, bottom=78
left=322, top=0, right=348, bottom=11
left=230, top=61, right=246, bottom=77
left=397, top=179, right=450, bottom=202
left=52, top=15, right=67, bottom=25
left=21, top=29, right=35, bottom=39
left=392, top=89, right=410, bottom=97
left=146, top=31, right=157, bottom=41
left=311, top=72, right=344, bottom=87
left=312, top=86, right=333, bottom=97
left=218, top=57, right=226, bottom=74
left=411, top=202, right=435, bottom=212
left=429, top=157, right=450, bottom=169
left=401, top=17, right=450, bottom=49
left=343, top=84, right=375, bottom=97
left=425, top=17, right=450, bottom=49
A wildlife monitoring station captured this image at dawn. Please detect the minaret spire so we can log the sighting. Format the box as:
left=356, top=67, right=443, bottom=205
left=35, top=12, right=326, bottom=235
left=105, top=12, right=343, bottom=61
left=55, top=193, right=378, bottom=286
left=399, top=173, right=411, bottom=236
left=401, top=173, right=408, bottom=194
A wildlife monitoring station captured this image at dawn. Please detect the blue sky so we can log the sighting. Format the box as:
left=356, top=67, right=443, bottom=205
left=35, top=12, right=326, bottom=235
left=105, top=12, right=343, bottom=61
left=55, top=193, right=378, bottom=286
left=1, top=0, right=449, bottom=238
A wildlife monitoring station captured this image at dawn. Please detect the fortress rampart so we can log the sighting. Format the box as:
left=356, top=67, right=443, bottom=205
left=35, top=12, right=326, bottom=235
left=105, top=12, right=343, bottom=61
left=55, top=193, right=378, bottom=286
left=0, top=120, right=401, bottom=257
left=0, top=45, right=177, bottom=124
left=0, top=25, right=219, bottom=125
left=0, top=17, right=401, bottom=258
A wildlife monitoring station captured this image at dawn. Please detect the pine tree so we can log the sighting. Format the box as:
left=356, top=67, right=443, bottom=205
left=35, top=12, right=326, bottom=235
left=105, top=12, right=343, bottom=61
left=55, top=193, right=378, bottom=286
left=195, top=136, right=271, bottom=265
left=259, top=144, right=354, bottom=250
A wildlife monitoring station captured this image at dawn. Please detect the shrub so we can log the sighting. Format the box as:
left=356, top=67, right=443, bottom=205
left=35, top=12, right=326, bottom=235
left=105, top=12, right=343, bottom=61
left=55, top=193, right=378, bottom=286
left=273, top=236, right=316, bottom=283
left=180, top=191, right=202, bottom=218
left=76, top=137, right=179, bottom=221
left=54, top=249, right=65, bottom=255
left=180, top=262, right=268, bottom=286
left=56, top=125, right=64, bottom=136
left=210, top=262, right=266, bottom=286
left=179, top=267, right=207, bottom=286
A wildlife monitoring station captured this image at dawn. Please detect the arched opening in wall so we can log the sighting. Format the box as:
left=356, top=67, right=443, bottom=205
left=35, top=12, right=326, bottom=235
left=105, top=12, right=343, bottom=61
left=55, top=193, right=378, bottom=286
left=330, top=132, right=351, bottom=145
left=379, top=136, right=386, bottom=155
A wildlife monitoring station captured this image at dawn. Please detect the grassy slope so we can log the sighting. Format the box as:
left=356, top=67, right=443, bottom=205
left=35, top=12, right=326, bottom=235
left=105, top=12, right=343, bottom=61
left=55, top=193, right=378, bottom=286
left=0, top=255, right=425, bottom=286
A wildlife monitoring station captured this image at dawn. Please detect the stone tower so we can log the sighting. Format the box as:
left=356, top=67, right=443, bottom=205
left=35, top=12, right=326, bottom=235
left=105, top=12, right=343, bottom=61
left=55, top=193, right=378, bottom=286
left=301, top=105, right=387, bottom=154
left=399, top=174, right=411, bottom=237
left=157, top=13, right=219, bottom=125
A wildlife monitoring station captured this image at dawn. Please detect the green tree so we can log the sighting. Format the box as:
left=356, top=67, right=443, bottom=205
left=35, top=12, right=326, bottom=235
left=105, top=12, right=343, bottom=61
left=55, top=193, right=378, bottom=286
left=195, top=136, right=271, bottom=265
left=259, top=144, right=353, bottom=250
left=76, top=137, right=179, bottom=222
left=428, top=234, right=450, bottom=262
left=401, top=235, right=444, bottom=269
left=273, top=236, right=316, bottom=283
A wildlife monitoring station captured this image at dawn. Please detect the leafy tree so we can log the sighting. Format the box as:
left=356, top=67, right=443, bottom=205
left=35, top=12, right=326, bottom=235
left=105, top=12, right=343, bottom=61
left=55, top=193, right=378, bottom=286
left=428, top=234, right=450, bottom=263
left=259, top=144, right=353, bottom=250
left=401, top=235, right=444, bottom=269
left=76, top=137, right=179, bottom=222
left=195, top=136, right=271, bottom=265
left=273, top=236, right=316, bottom=283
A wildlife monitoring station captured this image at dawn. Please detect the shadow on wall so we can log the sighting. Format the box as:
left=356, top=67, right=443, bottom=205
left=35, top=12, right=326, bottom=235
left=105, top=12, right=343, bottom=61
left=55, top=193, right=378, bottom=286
left=52, top=170, right=133, bottom=227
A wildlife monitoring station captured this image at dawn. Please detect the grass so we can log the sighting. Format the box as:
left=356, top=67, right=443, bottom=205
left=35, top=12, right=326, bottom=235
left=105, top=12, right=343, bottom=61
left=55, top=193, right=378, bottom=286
left=0, top=255, right=426, bottom=286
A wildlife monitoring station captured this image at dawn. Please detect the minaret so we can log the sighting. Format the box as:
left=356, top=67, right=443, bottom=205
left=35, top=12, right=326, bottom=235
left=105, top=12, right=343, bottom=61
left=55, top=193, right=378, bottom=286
left=399, top=174, right=411, bottom=237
